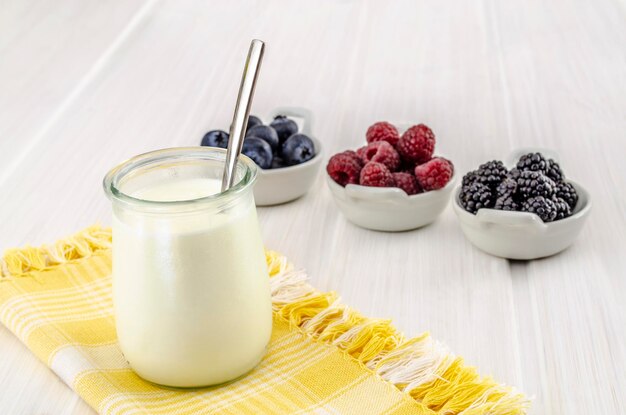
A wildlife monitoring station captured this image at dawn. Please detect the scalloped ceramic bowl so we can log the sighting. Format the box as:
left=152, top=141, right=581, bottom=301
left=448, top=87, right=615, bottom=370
left=326, top=171, right=457, bottom=232
left=452, top=149, right=591, bottom=259
left=253, top=107, right=323, bottom=206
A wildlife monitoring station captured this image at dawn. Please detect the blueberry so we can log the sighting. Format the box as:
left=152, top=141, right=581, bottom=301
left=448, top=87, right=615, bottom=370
left=281, top=134, right=315, bottom=166
left=242, top=137, right=273, bottom=169
left=270, top=115, right=298, bottom=144
left=201, top=130, right=229, bottom=148
left=271, top=157, right=285, bottom=169
left=246, top=125, right=279, bottom=153
left=247, top=115, right=263, bottom=130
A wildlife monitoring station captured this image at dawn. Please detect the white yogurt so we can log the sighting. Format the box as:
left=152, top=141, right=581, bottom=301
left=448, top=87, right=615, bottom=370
left=112, top=177, right=272, bottom=387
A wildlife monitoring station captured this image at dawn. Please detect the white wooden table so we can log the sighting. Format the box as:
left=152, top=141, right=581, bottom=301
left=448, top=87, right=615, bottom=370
left=1, top=0, right=624, bottom=413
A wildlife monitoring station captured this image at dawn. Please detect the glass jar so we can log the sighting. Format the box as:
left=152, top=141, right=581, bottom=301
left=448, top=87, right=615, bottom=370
left=103, top=147, right=271, bottom=388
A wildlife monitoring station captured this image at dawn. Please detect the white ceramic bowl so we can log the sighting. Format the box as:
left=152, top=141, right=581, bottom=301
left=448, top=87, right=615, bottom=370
left=253, top=107, right=323, bottom=206
left=326, top=172, right=457, bottom=232
left=452, top=149, right=592, bottom=259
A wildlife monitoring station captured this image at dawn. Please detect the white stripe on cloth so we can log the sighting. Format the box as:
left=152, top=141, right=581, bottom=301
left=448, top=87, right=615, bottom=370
left=0, top=278, right=112, bottom=340
left=10, top=296, right=113, bottom=340
left=50, top=342, right=128, bottom=385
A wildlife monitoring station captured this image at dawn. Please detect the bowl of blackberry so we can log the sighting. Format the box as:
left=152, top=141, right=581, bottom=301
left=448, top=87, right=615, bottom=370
left=452, top=150, right=591, bottom=259
left=201, top=107, right=323, bottom=206
left=326, top=121, right=456, bottom=231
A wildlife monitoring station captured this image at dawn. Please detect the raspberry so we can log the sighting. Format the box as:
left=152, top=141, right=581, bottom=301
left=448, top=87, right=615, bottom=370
left=326, top=150, right=363, bottom=187
left=396, top=124, right=435, bottom=164
left=439, top=157, right=455, bottom=176
left=398, top=161, right=417, bottom=174
left=356, top=141, right=400, bottom=171
left=414, top=157, right=453, bottom=191
left=516, top=171, right=556, bottom=199
left=460, top=182, right=494, bottom=214
left=392, top=172, right=421, bottom=195
left=555, top=181, right=578, bottom=209
left=552, top=197, right=572, bottom=220
left=523, top=196, right=557, bottom=222
left=360, top=162, right=394, bottom=187
left=366, top=122, right=400, bottom=146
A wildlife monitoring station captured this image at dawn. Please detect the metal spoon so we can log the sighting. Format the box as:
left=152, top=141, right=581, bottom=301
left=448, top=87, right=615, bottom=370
left=221, top=39, right=265, bottom=192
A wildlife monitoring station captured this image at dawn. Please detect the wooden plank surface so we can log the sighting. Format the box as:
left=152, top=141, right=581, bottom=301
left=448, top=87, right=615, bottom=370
left=0, top=0, right=624, bottom=413
left=0, top=0, right=150, bottom=184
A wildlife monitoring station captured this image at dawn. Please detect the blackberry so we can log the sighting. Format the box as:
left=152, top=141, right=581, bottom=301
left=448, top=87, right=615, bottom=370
left=509, top=167, right=522, bottom=180
left=555, top=181, right=578, bottom=209
left=496, top=177, right=518, bottom=198
left=462, top=160, right=508, bottom=189
left=475, top=160, right=508, bottom=188
left=523, top=196, right=557, bottom=222
left=552, top=197, right=572, bottom=220
left=517, top=152, right=547, bottom=174
left=462, top=171, right=478, bottom=187
left=495, top=195, right=519, bottom=211
left=546, top=159, right=564, bottom=182
left=460, top=182, right=495, bottom=214
left=516, top=171, right=556, bottom=199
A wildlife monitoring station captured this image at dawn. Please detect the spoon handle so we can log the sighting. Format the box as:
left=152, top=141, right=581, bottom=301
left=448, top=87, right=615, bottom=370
left=222, top=39, right=265, bottom=192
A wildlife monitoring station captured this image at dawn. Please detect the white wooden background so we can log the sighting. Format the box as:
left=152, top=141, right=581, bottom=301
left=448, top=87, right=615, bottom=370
left=1, top=0, right=625, bottom=413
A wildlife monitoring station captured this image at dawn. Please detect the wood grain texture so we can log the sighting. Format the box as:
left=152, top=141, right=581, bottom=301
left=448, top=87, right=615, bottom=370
left=0, top=0, right=624, bottom=413
left=0, top=0, right=150, bottom=184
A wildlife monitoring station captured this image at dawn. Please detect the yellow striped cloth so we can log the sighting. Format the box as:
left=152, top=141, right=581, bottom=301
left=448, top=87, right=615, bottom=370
left=0, top=226, right=528, bottom=415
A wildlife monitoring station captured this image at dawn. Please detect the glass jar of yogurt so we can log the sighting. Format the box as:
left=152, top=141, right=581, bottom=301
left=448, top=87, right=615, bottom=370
left=103, top=147, right=272, bottom=388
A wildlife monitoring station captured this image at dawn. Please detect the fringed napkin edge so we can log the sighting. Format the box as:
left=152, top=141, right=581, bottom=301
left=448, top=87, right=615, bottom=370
left=1, top=225, right=530, bottom=415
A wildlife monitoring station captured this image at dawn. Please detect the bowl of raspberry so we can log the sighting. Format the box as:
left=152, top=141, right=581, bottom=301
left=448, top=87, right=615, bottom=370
left=326, top=122, right=456, bottom=231
left=452, top=150, right=591, bottom=259
left=201, top=107, right=323, bottom=206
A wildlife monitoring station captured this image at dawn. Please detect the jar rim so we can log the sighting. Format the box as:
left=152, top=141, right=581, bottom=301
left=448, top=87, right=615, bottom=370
left=103, top=147, right=257, bottom=209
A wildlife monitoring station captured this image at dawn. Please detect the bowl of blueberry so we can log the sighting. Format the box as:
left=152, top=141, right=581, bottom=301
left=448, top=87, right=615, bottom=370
left=326, top=121, right=456, bottom=231
left=201, top=107, right=323, bottom=206
left=452, top=150, right=591, bottom=259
